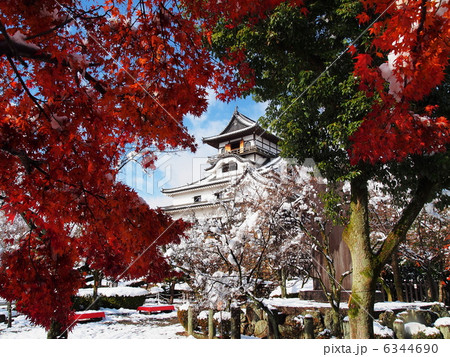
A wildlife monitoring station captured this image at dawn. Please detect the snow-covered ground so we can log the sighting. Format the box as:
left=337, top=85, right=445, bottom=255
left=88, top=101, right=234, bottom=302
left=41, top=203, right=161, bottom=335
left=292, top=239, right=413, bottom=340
left=1, top=297, right=446, bottom=340
left=0, top=306, right=186, bottom=339
left=266, top=298, right=442, bottom=312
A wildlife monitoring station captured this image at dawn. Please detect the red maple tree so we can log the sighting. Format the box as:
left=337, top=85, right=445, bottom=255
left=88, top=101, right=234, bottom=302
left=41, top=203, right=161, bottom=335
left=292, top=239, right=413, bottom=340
left=350, top=0, right=450, bottom=163
left=0, top=0, right=211, bottom=337
left=2, top=0, right=448, bottom=338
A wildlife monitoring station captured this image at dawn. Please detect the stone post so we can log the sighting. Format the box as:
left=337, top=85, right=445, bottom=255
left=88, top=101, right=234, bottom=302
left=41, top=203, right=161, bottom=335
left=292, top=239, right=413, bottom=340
left=208, top=309, right=215, bottom=339
left=304, top=314, right=314, bottom=339
left=230, top=307, right=241, bottom=339
left=187, top=306, right=193, bottom=336
left=437, top=323, right=450, bottom=339
left=393, top=319, right=405, bottom=339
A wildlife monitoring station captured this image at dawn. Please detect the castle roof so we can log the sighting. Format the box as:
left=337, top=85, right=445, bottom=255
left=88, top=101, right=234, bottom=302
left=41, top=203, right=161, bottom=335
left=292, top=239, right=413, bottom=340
left=202, top=109, right=279, bottom=148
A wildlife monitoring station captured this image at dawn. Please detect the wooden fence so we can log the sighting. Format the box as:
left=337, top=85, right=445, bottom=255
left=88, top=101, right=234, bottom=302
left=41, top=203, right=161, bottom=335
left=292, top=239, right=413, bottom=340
left=377, top=280, right=443, bottom=303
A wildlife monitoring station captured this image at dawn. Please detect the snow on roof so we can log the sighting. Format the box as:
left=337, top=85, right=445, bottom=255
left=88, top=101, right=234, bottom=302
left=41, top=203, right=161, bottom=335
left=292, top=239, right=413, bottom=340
left=161, top=156, right=281, bottom=197
left=161, top=175, right=230, bottom=195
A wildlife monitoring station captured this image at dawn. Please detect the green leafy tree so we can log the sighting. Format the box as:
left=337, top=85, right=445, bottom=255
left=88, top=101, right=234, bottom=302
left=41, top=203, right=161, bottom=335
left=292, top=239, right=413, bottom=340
left=199, top=0, right=450, bottom=337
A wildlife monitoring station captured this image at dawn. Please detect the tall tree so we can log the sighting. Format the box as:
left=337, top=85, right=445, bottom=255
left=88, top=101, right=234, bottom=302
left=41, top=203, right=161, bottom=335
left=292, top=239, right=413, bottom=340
left=185, top=0, right=450, bottom=337
left=0, top=0, right=216, bottom=337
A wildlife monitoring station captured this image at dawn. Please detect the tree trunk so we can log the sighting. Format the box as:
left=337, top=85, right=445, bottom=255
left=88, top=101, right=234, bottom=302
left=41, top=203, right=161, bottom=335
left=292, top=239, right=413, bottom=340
left=7, top=301, right=12, bottom=328
left=328, top=305, right=342, bottom=338
left=343, top=176, right=376, bottom=338
left=92, top=270, right=102, bottom=309
left=391, top=254, right=404, bottom=301
left=425, top=268, right=438, bottom=301
left=343, top=176, right=436, bottom=338
left=47, top=320, right=68, bottom=339
left=92, top=270, right=102, bottom=300
left=347, top=272, right=377, bottom=338
left=169, top=280, right=175, bottom=304
left=379, top=277, right=392, bottom=301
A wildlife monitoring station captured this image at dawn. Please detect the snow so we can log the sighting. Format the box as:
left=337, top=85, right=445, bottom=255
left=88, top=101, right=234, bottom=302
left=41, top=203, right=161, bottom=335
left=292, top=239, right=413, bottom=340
left=373, top=301, right=441, bottom=312
left=424, top=202, right=448, bottom=221
left=265, top=298, right=441, bottom=312
left=213, top=311, right=231, bottom=321
left=178, top=302, right=190, bottom=311
left=149, top=286, right=164, bottom=294
left=174, top=282, right=193, bottom=291
left=404, top=322, right=440, bottom=337
left=269, top=279, right=314, bottom=297
left=198, top=310, right=209, bottom=320
left=0, top=309, right=186, bottom=339
left=77, top=287, right=148, bottom=297
left=267, top=298, right=336, bottom=309
left=434, top=317, right=450, bottom=327
left=379, top=52, right=409, bottom=101
left=373, top=321, right=394, bottom=338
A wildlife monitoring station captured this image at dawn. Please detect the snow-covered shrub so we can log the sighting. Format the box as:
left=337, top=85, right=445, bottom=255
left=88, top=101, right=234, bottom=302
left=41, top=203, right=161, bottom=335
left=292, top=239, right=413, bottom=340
left=96, top=294, right=147, bottom=310
left=317, top=328, right=332, bottom=339
left=164, top=162, right=315, bottom=307
left=434, top=317, right=450, bottom=328
left=404, top=322, right=441, bottom=339
left=73, top=287, right=148, bottom=310
left=197, top=310, right=210, bottom=336
left=176, top=306, right=198, bottom=332
left=278, top=315, right=304, bottom=338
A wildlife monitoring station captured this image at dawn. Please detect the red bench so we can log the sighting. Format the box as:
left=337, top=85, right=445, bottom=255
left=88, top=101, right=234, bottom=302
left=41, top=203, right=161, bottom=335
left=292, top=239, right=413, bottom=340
left=137, top=305, right=175, bottom=314
left=72, top=311, right=105, bottom=322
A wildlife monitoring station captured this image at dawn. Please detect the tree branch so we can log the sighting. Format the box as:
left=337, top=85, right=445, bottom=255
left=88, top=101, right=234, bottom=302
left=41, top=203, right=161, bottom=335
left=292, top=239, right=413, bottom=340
left=376, top=176, right=437, bottom=266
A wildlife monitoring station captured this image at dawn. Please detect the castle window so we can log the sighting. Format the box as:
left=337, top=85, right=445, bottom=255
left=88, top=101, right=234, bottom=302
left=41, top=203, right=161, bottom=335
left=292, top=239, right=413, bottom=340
left=222, top=162, right=237, bottom=173
left=230, top=141, right=240, bottom=150
left=193, top=195, right=201, bottom=203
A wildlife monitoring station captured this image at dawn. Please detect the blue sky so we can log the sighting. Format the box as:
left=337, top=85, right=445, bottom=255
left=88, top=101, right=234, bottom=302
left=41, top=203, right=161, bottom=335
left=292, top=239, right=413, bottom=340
left=73, top=1, right=268, bottom=207
left=119, top=93, right=268, bottom=208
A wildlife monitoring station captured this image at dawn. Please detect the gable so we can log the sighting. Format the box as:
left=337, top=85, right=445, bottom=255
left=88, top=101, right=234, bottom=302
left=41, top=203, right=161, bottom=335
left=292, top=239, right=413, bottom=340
left=221, top=117, right=249, bottom=134
left=218, top=111, right=256, bottom=135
